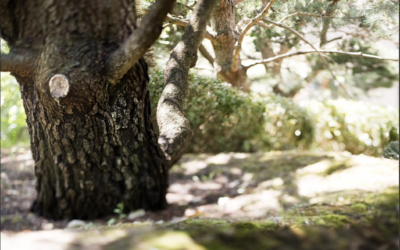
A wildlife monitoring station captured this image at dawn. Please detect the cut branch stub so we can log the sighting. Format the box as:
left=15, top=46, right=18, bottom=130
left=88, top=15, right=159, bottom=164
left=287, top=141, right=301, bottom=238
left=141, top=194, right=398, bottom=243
left=49, top=74, right=70, bottom=99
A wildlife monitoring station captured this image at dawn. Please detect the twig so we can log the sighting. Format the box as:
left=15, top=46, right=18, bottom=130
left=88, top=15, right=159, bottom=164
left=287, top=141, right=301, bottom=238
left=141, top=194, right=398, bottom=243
left=194, top=67, right=214, bottom=71
left=231, top=0, right=277, bottom=72
left=244, top=49, right=399, bottom=68
left=198, top=44, right=215, bottom=65
left=165, top=15, right=214, bottom=41
left=258, top=12, right=335, bottom=29
left=261, top=18, right=351, bottom=98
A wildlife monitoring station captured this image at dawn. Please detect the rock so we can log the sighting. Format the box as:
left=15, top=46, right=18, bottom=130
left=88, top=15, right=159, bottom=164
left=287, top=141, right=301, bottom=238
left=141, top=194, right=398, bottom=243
left=65, top=219, right=86, bottom=229
left=127, top=209, right=146, bottom=220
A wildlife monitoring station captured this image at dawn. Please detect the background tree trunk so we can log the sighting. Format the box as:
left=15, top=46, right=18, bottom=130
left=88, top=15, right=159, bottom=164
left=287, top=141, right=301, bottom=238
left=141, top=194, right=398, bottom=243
left=210, top=0, right=250, bottom=92
left=1, top=0, right=169, bottom=220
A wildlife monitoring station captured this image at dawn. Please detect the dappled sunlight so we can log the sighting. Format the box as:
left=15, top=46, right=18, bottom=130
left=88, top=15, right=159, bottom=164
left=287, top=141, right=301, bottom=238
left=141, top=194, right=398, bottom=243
left=167, top=151, right=398, bottom=220
left=1, top=149, right=398, bottom=250
left=180, top=160, right=208, bottom=175
left=136, top=231, right=206, bottom=250
left=204, top=153, right=233, bottom=165
left=1, top=230, right=77, bottom=250
left=1, top=149, right=398, bottom=237
left=296, top=155, right=399, bottom=197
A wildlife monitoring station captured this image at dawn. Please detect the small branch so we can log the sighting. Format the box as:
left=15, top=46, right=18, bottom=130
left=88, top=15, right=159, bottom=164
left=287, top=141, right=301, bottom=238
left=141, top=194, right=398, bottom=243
left=165, top=15, right=214, bottom=41
left=258, top=12, right=335, bottom=29
left=278, top=11, right=334, bottom=24
left=262, top=18, right=351, bottom=97
left=198, top=44, right=215, bottom=65
left=194, top=67, right=214, bottom=71
left=165, top=15, right=189, bottom=27
left=244, top=49, right=399, bottom=69
left=325, top=36, right=343, bottom=44
left=0, top=50, right=36, bottom=77
left=231, top=0, right=277, bottom=72
left=105, top=0, right=176, bottom=85
left=157, top=0, right=218, bottom=169
left=241, top=50, right=261, bottom=60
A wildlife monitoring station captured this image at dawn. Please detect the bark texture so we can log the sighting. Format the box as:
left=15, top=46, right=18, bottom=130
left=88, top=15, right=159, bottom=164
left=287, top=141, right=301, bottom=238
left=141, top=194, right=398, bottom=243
left=158, top=0, right=218, bottom=168
left=209, top=0, right=249, bottom=91
left=1, top=0, right=174, bottom=219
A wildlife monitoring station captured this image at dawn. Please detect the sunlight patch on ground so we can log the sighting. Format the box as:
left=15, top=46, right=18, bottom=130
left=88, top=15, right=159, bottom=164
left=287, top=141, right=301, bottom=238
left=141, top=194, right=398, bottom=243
left=1, top=230, right=76, bottom=250
left=296, top=155, right=399, bottom=197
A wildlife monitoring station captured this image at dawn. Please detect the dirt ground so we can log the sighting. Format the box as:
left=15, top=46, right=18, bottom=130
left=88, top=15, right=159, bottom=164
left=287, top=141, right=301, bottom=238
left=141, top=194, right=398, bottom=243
left=1, top=148, right=399, bottom=249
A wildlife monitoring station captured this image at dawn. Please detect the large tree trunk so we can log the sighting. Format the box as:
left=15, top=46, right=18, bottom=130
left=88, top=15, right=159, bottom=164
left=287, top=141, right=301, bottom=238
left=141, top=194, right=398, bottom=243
left=1, top=0, right=172, bottom=220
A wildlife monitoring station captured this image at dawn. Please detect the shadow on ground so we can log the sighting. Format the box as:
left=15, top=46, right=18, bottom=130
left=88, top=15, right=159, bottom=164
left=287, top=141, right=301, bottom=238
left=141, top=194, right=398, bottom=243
left=1, top=149, right=398, bottom=249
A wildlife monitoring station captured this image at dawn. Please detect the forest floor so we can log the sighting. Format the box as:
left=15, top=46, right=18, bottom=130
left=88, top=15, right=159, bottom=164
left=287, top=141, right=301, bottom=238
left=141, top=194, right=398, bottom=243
left=1, top=148, right=398, bottom=250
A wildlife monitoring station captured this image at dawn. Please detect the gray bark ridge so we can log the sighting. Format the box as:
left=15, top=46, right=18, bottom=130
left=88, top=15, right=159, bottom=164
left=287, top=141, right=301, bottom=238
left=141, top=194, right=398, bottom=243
left=157, top=0, right=218, bottom=168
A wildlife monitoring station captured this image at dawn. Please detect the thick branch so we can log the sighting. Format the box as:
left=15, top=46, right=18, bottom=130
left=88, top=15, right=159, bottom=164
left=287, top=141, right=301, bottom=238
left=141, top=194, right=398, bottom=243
left=165, top=15, right=215, bottom=41
left=157, top=0, right=217, bottom=169
left=105, top=0, right=176, bottom=85
left=244, top=50, right=399, bottom=69
left=231, top=0, right=277, bottom=72
left=198, top=44, right=215, bottom=65
left=0, top=51, right=36, bottom=77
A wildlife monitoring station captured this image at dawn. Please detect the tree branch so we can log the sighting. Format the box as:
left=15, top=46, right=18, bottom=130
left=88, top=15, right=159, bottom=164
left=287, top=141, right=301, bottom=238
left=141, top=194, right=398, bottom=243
left=105, top=0, right=176, bottom=85
left=157, top=0, right=218, bottom=169
left=244, top=49, right=399, bottom=69
left=0, top=50, right=36, bottom=77
left=164, top=15, right=215, bottom=41
left=320, top=2, right=339, bottom=47
left=198, top=44, right=215, bottom=65
left=261, top=18, right=352, bottom=97
left=257, top=12, right=335, bottom=29
left=231, top=0, right=277, bottom=72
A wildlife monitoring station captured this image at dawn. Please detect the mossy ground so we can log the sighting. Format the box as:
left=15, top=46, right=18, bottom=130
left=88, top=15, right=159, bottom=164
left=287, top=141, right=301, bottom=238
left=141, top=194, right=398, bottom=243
left=1, top=150, right=398, bottom=249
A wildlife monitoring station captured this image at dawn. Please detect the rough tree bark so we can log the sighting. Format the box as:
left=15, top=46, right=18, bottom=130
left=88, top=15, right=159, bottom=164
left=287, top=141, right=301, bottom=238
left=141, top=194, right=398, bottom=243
left=0, top=0, right=184, bottom=220
left=158, top=0, right=218, bottom=167
left=209, top=0, right=249, bottom=91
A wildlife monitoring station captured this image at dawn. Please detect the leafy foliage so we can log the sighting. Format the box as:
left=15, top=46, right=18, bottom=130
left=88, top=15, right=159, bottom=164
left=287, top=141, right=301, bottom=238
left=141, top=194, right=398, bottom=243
left=149, top=70, right=398, bottom=155
left=1, top=60, right=397, bottom=156
left=150, top=70, right=267, bottom=152
left=262, top=95, right=315, bottom=150
left=304, top=99, right=399, bottom=156
left=1, top=73, right=29, bottom=148
left=307, top=39, right=398, bottom=94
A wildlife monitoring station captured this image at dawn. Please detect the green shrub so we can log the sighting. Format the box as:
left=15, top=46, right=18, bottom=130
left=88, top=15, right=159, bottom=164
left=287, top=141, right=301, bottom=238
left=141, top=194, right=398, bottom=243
left=1, top=72, right=30, bottom=148
left=149, top=70, right=266, bottom=152
left=149, top=69, right=398, bottom=156
left=149, top=69, right=314, bottom=153
left=1, top=67, right=397, bottom=157
left=262, top=95, right=315, bottom=151
left=303, top=100, right=399, bottom=156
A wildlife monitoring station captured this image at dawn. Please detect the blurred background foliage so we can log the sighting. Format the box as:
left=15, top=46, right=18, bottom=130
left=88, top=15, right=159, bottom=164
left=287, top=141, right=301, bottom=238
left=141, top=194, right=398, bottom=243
left=1, top=0, right=398, bottom=157
left=1, top=40, right=30, bottom=148
left=1, top=72, right=30, bottom=149
left=149, top=70, right=398, bottom=156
